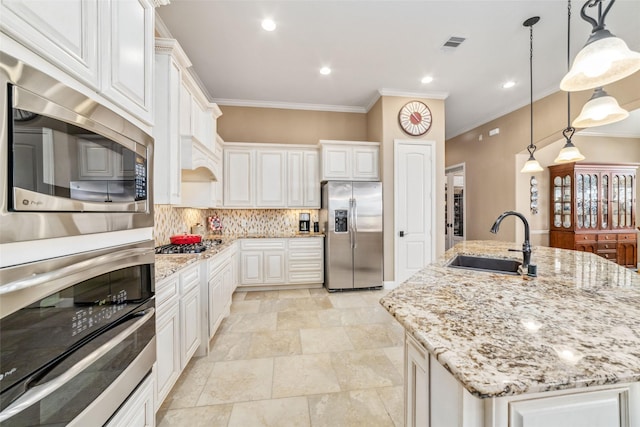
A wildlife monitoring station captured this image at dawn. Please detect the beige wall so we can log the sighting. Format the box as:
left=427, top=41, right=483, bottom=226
left=377, top=96, right=446, bottom=281
left=218, top=105, right=368, bottom=144
left=446, top=72, right=640, bottom=243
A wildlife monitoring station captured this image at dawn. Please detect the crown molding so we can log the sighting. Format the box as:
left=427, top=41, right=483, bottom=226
left=377, top=88, right=449, bottom=100
left=213, top=98, right=367, bottom=114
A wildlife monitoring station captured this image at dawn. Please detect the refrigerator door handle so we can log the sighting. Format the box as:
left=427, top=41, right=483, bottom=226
left=348, top=198, right=354, bottom=249
left=352, top=198, right=358, bottom=248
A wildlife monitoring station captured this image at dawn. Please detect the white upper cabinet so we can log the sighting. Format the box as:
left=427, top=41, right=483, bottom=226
left=1, top=0, right=154, bottom=126
left=0, top=0, right=100, bottom=87
left=319, top=140, right=380, bottom=181
left=288, top=150, right=320, bottom=208
left=154, top=37, right=223, bottom=208
left=223, top=143, right=320, bottom=209
left=256, top=150, right=286, bottom=207
left=99, top=0, right=154, bottom=125
left=224, top=147, right=254, bottom=207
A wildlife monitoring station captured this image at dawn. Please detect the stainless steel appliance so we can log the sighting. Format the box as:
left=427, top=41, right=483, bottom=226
left=299, top=212, right=310, bottom=233
left=0, top=241, right=155, bottom=426
left=0, top=52, right=153, bottom=244
left=320, top=181, right=383, bottom=290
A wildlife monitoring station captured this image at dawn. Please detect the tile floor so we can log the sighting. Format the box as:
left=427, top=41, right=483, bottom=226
left=156, top=287, right=405, bottom=427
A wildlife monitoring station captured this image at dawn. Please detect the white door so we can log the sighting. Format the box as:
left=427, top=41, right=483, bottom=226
left=445, top=164, right=466, bottom=250
left=395, top=140, right=435, bottom=284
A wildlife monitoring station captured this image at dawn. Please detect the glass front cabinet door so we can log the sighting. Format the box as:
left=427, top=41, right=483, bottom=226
left=549, top=163, right=637, bottom=268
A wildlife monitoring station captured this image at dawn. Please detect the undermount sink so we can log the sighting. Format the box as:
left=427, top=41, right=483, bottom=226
left=447, top=255, right=522, bottom=275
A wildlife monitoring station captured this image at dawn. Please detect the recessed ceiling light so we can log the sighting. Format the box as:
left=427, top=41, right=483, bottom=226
left=261, top=19, right=276, bottom=31
left=421, top=76, right=434, bottom=84
left=320, top=67, right=331, bottom=75
left=502, top=81, right=516, bottom=89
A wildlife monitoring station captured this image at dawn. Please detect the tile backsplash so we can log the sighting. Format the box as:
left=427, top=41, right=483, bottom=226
left=154, top=205, right=320, bottom=246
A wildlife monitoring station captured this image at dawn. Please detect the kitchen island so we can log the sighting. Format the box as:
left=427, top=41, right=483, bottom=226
left=381, top=241, right=640, bottom=427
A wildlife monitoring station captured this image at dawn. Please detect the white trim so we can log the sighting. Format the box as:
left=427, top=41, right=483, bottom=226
left=394, top=139, right=437, bottom=284
left=154, top=11, right=173, bottom=38
left=213, top=98, right=366, bottom=114
left=224, top=141, right=319, bottom=150
left=378, top=88, right=449, bottom=100
left=383, top=280, right=399, bottom=290
left=445, top=162, right=466, bottom=249
left=318, top=140, right=380, bottom=147
left=531, top=229, right=549, bottom=235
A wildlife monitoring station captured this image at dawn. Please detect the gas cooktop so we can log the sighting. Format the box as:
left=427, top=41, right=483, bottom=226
left=155, top=239, right=223, bottom=254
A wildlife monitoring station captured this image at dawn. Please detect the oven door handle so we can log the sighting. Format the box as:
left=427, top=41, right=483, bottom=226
left=0, top=307, right=155, bottom=422
left=0, top=247, right=153, bottom=295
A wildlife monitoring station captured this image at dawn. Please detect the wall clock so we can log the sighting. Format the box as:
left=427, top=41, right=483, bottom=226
left=398, top=101, right=432, bottom=136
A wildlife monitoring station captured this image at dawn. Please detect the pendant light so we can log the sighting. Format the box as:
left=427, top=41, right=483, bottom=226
left=572, top=86, right=629, bottom=127
left=556, top=0, right=586, bottom=164
left=560, top=0, right=640, bottom=92
left=521, top=16, right=543, bottom=174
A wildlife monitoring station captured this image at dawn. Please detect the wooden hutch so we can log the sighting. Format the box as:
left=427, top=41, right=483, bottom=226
left=548, top=162, right=637, bottom=268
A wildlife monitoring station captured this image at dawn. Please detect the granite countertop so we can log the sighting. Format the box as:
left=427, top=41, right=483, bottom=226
left=155, top=233, right=325, bottom=281
left=380, top=240, right=640, bottom=399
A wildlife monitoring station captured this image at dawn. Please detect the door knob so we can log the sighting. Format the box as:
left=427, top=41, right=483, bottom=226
left=399, top=231, right=405, bottom=237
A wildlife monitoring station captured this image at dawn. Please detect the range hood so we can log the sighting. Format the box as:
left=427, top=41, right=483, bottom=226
left=181, top=137, right=219, bottom=181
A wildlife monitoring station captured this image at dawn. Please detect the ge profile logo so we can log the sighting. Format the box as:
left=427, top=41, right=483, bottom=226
left=22, top=199, right=29, bottom=206
left=22, top=199, right=42, bottom=206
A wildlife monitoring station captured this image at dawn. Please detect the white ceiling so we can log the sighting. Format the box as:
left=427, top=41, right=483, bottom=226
left=156, top=0, right=640, bottom=139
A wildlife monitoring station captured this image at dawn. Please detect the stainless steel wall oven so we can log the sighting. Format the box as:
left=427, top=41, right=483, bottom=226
left=0, top=241, right=155, bottom=426
left=0, top=52, right=154, bottom=245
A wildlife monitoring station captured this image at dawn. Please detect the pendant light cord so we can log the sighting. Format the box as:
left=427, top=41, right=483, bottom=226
left=565, top=0, right=576, bottom=141
left=528, top=22, right=535, bottom=155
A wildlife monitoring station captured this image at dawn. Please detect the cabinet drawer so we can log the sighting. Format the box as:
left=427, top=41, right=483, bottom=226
left=598, top=233, right=617, bottom=242
left=208, top=252, right=230, bottom=278
left=598, top=252, right=617, bottom=261
left=618, top=233, right=636, bottom=242
left=156, top=275, right=179, bottom=311
left=597, top=242, right=617, bottom=251
left=575, top=234, right=597, bottom=242
left=179, top=264, right=200, bottom=294
left=240, top=239, right=286, bottom=250
left=288, top=250, right=323, bottom=261
left=288, top=271, right=323, bottom=283
left=288, top=260, right=324, bottom=271
left=288, top=238, right=323, bottom=250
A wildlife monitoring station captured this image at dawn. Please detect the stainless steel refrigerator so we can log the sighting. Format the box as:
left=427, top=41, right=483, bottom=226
left=320, top=181, right=383, bottom=291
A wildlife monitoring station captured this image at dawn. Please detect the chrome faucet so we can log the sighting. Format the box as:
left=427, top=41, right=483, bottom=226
left=490, top=211, right=534, bottom=275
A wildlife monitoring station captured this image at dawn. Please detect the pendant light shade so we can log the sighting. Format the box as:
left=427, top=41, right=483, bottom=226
left=572, top=87, right=629, bottom=127
left=521, top=156, right=544, bottom=173
left=560, top=0, right=640, bottom=92
left=555, top=142, right=586, bottom=163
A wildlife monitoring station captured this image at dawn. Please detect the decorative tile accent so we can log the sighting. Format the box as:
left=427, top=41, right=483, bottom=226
left=154, top=205, right=319, bottom=246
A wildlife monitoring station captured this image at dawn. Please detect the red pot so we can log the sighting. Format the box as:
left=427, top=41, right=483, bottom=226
left=170, top=234, right=202, bottom=245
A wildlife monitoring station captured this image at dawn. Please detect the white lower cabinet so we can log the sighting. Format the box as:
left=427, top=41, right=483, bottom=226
left=198, top=243, right=238, bottom=356
left=180, top=279, right=200, bottom=369
left=239, top=238, right=323, bottom=289
left=404, top=332, right=639, bottom=427
left=106, top=373, right=155, bottom=427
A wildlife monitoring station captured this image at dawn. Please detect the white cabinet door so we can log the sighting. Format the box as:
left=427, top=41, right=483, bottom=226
left=0, top=0, right=100, bottom=88
left=99, top=0, right=153, bottom=124
left=287, top=151, right=304, bottom=207
left=256, top=150, right=286, bottom=207
left=180, top=287, right=200, bottom=369
left=352, top=145, right=379, bottom=180
left=264, top=251, right=286, bottom=283
left=224, top=148, right=254, bottom=207
left=153, top=48, right=182, bottom=204
left=509, top=389, right=628, bottom=427
left=288, top=150, right=320, bottom=208
left=105, top=373, right=155, bottom=427
left=304, top=150, right=320, bottom=207
left=241, top=251, right=263, bottom=285
left=207, top=273, right=224, bottom=336
left=406, top=335, right=429, bottom=427
left=155, top=303, right=180, bottom=409
left=322, top=145, right=351, bottom=180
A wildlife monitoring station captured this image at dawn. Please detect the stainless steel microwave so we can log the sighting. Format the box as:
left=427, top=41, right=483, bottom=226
left=0, top=52, right=153, bottom=244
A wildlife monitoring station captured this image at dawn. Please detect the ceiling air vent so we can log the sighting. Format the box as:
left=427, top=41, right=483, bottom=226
left=442, top=36, right=466, bottom=51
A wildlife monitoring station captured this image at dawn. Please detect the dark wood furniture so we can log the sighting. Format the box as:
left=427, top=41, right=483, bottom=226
left=549, top=162, right=637, bottom=268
